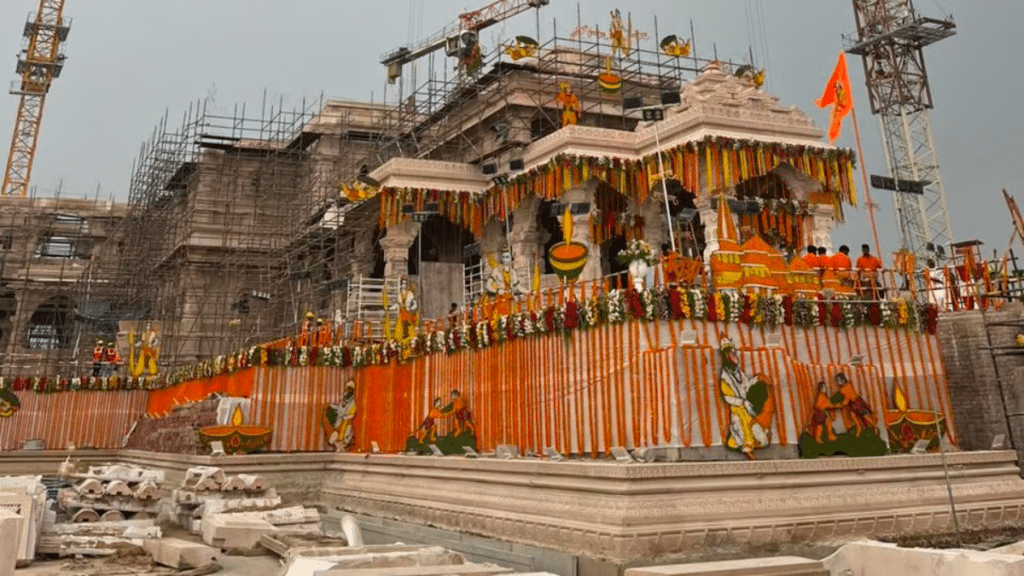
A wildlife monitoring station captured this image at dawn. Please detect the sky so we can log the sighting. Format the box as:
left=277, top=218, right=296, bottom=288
left=0, top=0, right=1021, bottom=259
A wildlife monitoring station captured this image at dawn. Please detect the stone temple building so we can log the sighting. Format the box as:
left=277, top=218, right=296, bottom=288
left=3, top=21, right=852, bottom=376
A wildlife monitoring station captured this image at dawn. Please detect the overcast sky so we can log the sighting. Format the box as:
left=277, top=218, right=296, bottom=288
left=0, top=0, right=1020, bottom=259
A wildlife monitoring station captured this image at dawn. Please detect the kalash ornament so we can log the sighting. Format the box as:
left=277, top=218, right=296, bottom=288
left=548, top=207, right=588, bottom=284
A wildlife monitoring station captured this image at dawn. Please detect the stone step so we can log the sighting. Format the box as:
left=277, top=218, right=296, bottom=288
left=624, top=556, right=827, bottom=576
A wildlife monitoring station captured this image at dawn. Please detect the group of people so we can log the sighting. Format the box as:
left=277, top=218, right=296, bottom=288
left=802, top=243, right=885, bottom=298
left=91, top=339, right=121, bottom=377
left=801, top=243, right=882, bottom=273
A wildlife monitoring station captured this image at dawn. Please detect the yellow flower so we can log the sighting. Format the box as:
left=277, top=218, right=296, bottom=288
left=1016, top=333, right=1024, bottom=348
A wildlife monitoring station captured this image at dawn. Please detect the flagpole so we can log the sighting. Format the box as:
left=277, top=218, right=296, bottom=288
left=850, top=106, right=883, bottom=260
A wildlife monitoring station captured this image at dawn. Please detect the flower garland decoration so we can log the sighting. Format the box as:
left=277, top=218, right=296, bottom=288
left=615, top=239, right=658, bottom=266
left=1, top=288, right=938, bottom=393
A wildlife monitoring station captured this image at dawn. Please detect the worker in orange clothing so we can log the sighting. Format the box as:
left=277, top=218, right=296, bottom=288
left=830, top=245, right=852, bottom=270
left=856, top=243, right=884, bottom=299
left=856, top=243, right=883, bottom=271
left=104, top=341, right=121, bottom=377
left=816, top=246, right=829, bottom=268
left=802, top=245, right=820, bottom=269
left=92, top=339, right=105, bottom=377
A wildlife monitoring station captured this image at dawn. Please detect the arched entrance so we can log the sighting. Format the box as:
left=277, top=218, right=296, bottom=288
left=26, top=296, right=75, bottom=350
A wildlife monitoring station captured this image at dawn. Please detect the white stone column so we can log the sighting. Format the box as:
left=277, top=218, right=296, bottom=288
left=810, top=204, right=836, bottom=253
left=509, top=195, right=545, bottom=284
left=380, top=220, right=417, bottom=279
left=560, top=183, right=601, bottom=283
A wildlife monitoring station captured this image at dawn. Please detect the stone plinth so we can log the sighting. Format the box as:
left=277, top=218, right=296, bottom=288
left=320, top=451, right=1024, bottom=564
left=625, top=556, right=826, bottom=576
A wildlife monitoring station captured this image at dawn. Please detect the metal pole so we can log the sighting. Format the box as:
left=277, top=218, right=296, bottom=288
left=935, top=416, right=963, bottom=547
left=652, top=116, right=676, bottom=253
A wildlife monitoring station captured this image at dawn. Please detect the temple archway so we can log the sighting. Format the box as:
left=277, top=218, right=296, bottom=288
left=26, top=296, right=75, bottom=350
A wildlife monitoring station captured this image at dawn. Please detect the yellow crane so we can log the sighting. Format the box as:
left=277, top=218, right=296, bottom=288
left=2, top=0, right=70, bottom=197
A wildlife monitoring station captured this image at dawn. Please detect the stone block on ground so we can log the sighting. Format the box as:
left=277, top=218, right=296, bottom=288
left=265, top=506, right=319, bottom=526
left=823, top=540, right=1024, bottom=576
left=184, top=466, right=225, bottom=491
left=238, top=474, right=266, bottom=492
left=99, top=510, right=125, bottom=522
left=76, top=478, right=104, bottom=497
left=143, top=537, right=218, bottom=569
left=70, top=509, right=100, bottom=523
left=220, top=476, right=248, bottom=492
left=104, top=480, right=134, bottom=497
left=0, top=508, right=21, bottom=575
left=625, top=556, right=827, bottom=575
left=202, top=514, right=276, bottom=550
left=134, top=479, right=160, bottom=500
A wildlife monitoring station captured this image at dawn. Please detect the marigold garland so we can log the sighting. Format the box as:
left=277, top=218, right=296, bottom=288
left=2, top=288, right=935, bottom=394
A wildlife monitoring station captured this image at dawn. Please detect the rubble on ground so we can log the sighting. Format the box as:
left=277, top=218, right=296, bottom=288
left=0, top=475, right=48, bottom=567
left=41, top=462, right=165, bottom=558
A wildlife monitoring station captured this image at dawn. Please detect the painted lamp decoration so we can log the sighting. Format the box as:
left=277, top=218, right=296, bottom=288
left=616, top=239, right=657, bottom=291
left=548, top=207, right=589, bottom=283
left=198, top=405, right=272, bottom=455
left=883, top=383, right=947, bottom=453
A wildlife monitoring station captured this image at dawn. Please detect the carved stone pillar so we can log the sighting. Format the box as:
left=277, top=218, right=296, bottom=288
left=381, top=220, right=417, bottom=280
left=509, top=195, right=545, bottom=285
left=561, top=182, right=601, bottom=282
left=810, top=204, right=836, bottom=253
left=634, top=196, right=667, bottom=254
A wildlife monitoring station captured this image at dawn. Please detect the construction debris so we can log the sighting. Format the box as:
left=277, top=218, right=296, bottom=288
left=44, top=463, right=164, bottom=557
left=142, top=537, right=218, bottom=570
left=0, top=475, right=47, bottom=565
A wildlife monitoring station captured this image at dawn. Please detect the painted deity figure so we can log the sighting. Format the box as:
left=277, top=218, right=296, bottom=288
left=129, top=322, right=159, bottom=378
left=807, top=381, right=840, bottom=443
left=416, top=397, right=445, bottom=444
left=717, top=337, right=775, bottom=458
left=323, top=382, right=357, bottom=452
left=395, top=275, right=420, bottom=340
left=609, top=9, right=630, bottom=58
left=485, top=249, right=524, bottom=317
left=554, top=82, right=581, bottom=127
left=445, top=389, right=475, bottom=436
left=834, top=372, right=878, bottom=436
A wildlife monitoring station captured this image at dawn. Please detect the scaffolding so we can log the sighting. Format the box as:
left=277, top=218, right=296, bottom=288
left=367, top=17, right=749, bottom=170
left=0, top=187, right=124, bottom=377
left=78, top=95, right=384, bottom=369
left=59, top=9, right=757, bottom=374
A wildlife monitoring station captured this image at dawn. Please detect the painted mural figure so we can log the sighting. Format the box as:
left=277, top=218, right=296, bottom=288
left=396, top=275, right=420, bottom=340
left=129, top=322, right=160, bottom=378
left=554, top=82, right=581, bottom=127
left=0, top=388, right=20, bottom=418
left=416, top=397, right=445, bottom=444
left=798, top=371, right=887, bottom=458
left=445, top=389, right=475, bottom=436
left=834, top=372, right=878, bottom=435
left=485, top=249, right=524, bottom=318
left=717, top=338, right=774, bottom=458
left=808, top=381, right=840, bottom=443
left=323, top=382, right=357, bottom=452
left=407, top=391, right=479, bottom=455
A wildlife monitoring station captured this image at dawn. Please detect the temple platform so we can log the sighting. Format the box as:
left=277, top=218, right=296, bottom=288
left=3, top=449, right=1024, bottom=565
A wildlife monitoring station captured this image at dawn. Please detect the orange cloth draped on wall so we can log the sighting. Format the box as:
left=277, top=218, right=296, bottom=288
left=145, top=369, right=256, bottom=417
left=815, top=52, right=854, bottom=144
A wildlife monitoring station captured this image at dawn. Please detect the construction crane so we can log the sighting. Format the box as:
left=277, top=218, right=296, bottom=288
left=845, top=0, right=955, bottom=266
left=2, top=0, right=70, bottom=197
left=381, top=0, right=549, bottom=82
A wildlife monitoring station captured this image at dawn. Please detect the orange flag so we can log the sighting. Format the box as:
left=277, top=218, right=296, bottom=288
left=815, top=51, right=854, bottom=143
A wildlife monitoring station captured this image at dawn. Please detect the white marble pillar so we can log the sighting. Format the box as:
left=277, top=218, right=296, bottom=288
left=381, top=220, right=417, bottom=279
left=810, top=204, right=836, bottom=253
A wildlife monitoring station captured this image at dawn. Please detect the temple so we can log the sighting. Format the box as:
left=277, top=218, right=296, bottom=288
left=1, top=5, right=1024, bottom=570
